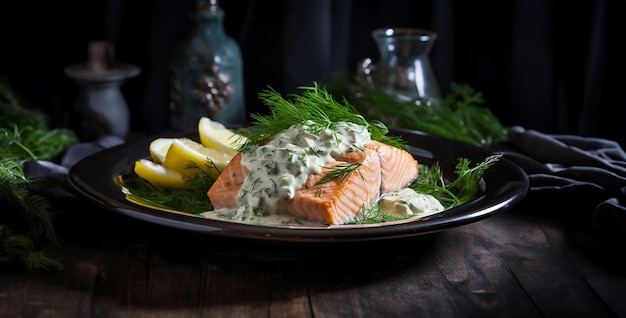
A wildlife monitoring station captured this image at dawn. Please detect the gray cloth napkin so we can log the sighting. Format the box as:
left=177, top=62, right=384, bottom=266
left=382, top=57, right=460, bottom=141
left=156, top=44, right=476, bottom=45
left=23, top=135, right=125, bottom=199
left=492, top=126, right=626, bottom=242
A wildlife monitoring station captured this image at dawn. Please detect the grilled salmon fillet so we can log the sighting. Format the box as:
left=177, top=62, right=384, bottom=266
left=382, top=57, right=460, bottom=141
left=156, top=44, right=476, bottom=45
left=365, top=141, right=419, bottom=192
left=207, top=152, right=248, bottom=209
left=207, top=142, right=419, bottom=224
left=286, top=148, right=381, bottom=224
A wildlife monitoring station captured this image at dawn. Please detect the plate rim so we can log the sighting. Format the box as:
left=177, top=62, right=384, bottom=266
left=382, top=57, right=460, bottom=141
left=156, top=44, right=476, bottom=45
left=67, top=128, right=529, bottom=243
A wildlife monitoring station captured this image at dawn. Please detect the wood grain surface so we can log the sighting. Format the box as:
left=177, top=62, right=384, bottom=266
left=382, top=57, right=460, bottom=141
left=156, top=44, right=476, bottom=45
left=1, top=198, right=625, bottom=318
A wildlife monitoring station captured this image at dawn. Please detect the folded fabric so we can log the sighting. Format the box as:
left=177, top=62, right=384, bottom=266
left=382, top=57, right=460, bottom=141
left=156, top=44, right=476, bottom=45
left=491, top=126, right=626, bottom=242
left=23, top=135, right=125, bottom=199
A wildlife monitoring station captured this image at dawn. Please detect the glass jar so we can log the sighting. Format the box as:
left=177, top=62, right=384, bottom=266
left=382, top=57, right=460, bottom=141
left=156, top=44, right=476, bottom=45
left=357, top=27, right=440, bottom=106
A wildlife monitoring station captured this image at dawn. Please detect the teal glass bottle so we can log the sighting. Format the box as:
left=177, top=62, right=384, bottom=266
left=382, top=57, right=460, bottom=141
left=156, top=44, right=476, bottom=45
left=170, top=0, right=246, bottom=131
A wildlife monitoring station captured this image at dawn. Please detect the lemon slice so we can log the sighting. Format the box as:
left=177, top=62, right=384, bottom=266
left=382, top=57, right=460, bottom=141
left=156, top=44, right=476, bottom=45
left=149, top=138, right=174, bottom=164
left=198, top=117, right=248, bottom=157
left=162, top=138, right=232, bottom=178
left=134, top=159, right=185, bottom=189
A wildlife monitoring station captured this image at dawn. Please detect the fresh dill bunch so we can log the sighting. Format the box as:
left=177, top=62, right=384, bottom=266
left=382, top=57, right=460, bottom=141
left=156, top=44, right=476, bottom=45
left=0, top=79, right=78, bottom=270
left=436, top=83, right=508, bottom=146
left=239, top=83, right=406, bottom=152
left=0, top=225, right=63, bottom=270
left=0, top=124, right=78, bottom=160
left=125, top=161, right=216, bottom=214
left=411, top=154, right=501, bottom=209
left=448, top=154, right=501, bottom=204
left=0, top=154, right=56, bottom=242
left=1, top=78, right=78, bottom=161
left=324, top=73, right=508, bottom=147
left=0, top=153, right=63, bottom=270
left=351, top=154, right=500, bottom=224
left=126, top=178, right=214, bottom=214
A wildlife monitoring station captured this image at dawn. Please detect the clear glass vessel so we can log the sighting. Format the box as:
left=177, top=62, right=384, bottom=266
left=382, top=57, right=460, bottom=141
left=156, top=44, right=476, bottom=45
left=357, top=27, right=440, bottom=105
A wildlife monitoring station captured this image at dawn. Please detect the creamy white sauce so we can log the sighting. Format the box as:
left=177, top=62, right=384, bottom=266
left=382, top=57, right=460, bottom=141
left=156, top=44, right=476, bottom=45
left=200, top=121, right=445, bottom=226
left=201, top=121, right=371, bottom=223
left=239, top=121, right=371, bottom=213
left=378, top=188, right=444, bottom=217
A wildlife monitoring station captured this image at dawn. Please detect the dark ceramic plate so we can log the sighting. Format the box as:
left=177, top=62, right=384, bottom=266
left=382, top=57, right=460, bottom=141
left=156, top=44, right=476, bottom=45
left=68, top=128, right=529, bottom=244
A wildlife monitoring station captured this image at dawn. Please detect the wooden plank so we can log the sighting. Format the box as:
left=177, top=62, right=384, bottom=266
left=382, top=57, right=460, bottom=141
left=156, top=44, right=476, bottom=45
left=2, top=204, right=626, bottom=317
left=303, top=227, right=539, bottom=317
left=0, top=257, right=97, bottom=318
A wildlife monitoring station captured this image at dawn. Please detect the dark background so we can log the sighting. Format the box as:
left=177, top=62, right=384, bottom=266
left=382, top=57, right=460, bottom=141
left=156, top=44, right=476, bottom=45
left=1, top=0, right=624, bottom=147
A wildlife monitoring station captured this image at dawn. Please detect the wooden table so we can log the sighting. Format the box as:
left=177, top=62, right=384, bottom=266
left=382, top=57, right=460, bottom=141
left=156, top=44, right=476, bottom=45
left=1, top=194, right=625, bottom=318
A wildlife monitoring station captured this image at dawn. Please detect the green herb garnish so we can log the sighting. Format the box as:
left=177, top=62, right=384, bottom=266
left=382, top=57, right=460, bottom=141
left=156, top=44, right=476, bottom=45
left=239, top=83, right=406, bottom=152
left=124, top=160, right=216, bottom=214
left=353, top=205, right=414, bottom=224
left=325, top=73, right=508, bottom=147
left=411, top=154, right=501, bottom=209
left=350, top=154, right=501, bottom=224
left=0, top=78, right=79, bottom=270
left=315, top=162, right=363, bottom=185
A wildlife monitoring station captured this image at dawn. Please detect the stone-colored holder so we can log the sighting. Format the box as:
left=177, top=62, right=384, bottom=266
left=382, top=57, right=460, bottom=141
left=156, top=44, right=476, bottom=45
left=65, top=41, right=140, bottom=138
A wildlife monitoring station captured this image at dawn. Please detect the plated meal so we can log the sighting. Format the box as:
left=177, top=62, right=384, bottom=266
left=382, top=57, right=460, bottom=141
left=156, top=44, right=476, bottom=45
left=68, top=84, right=529, bottom=242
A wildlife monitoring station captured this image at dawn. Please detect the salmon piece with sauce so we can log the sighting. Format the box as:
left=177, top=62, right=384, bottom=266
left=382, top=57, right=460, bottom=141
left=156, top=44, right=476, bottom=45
left=207, top=141, right=419, bottom=224
left=286, top=148, right=382, bottom=224
left=207, top=152, right=248, bottom=209
left=365, top=141, right=419, bottom=192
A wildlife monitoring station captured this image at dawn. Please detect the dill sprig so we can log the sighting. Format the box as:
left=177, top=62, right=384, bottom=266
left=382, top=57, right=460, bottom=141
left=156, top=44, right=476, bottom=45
left=352, top=205, right=414, bottom=224
left=410, top=154, right=501, bottom=209
left=315, top=162, right=363, bottom=185
left=239, top=83, right=406, bottom=152
left=124, top=160, right=216, bottom=214
left=0, top=79, right=78, bottom=270
left=0, top=144, right=65, bottom=270
left=0, top=154, right=58, bottom=243
left=324, top=73, right=508, bottom=147
left=349, top=154, right=501, bottom=224
left=125, top=178, right=214, bottom=214
left=1, top=124, right=78, bottom=160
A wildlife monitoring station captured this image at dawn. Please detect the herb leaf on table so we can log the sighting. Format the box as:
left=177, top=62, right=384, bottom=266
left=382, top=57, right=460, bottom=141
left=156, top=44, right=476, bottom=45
left=0, top=79, right=78, bottom=270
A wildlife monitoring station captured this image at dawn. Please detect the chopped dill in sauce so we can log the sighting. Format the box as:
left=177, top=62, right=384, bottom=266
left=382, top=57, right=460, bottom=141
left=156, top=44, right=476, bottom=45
left=203, top=121, right=372, bottom=221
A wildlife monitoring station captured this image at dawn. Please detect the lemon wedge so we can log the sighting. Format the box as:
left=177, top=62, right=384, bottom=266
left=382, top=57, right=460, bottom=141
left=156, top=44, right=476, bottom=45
left=198, top=117, right=248, bottom=157
left=134, top=159, right=185, bottom=189
left=149, top=138, right=174, bottom=164
left=162, top=138, right=232, bottom=178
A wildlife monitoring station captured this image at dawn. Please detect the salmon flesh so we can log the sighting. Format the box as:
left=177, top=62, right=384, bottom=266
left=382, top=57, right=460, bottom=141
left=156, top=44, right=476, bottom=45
left=207, top=141, right=418, bottom=224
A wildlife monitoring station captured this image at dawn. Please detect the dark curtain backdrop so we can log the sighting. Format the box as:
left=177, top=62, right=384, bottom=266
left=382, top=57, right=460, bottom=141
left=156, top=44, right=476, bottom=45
left=1, top=0, right=624, bottom=146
